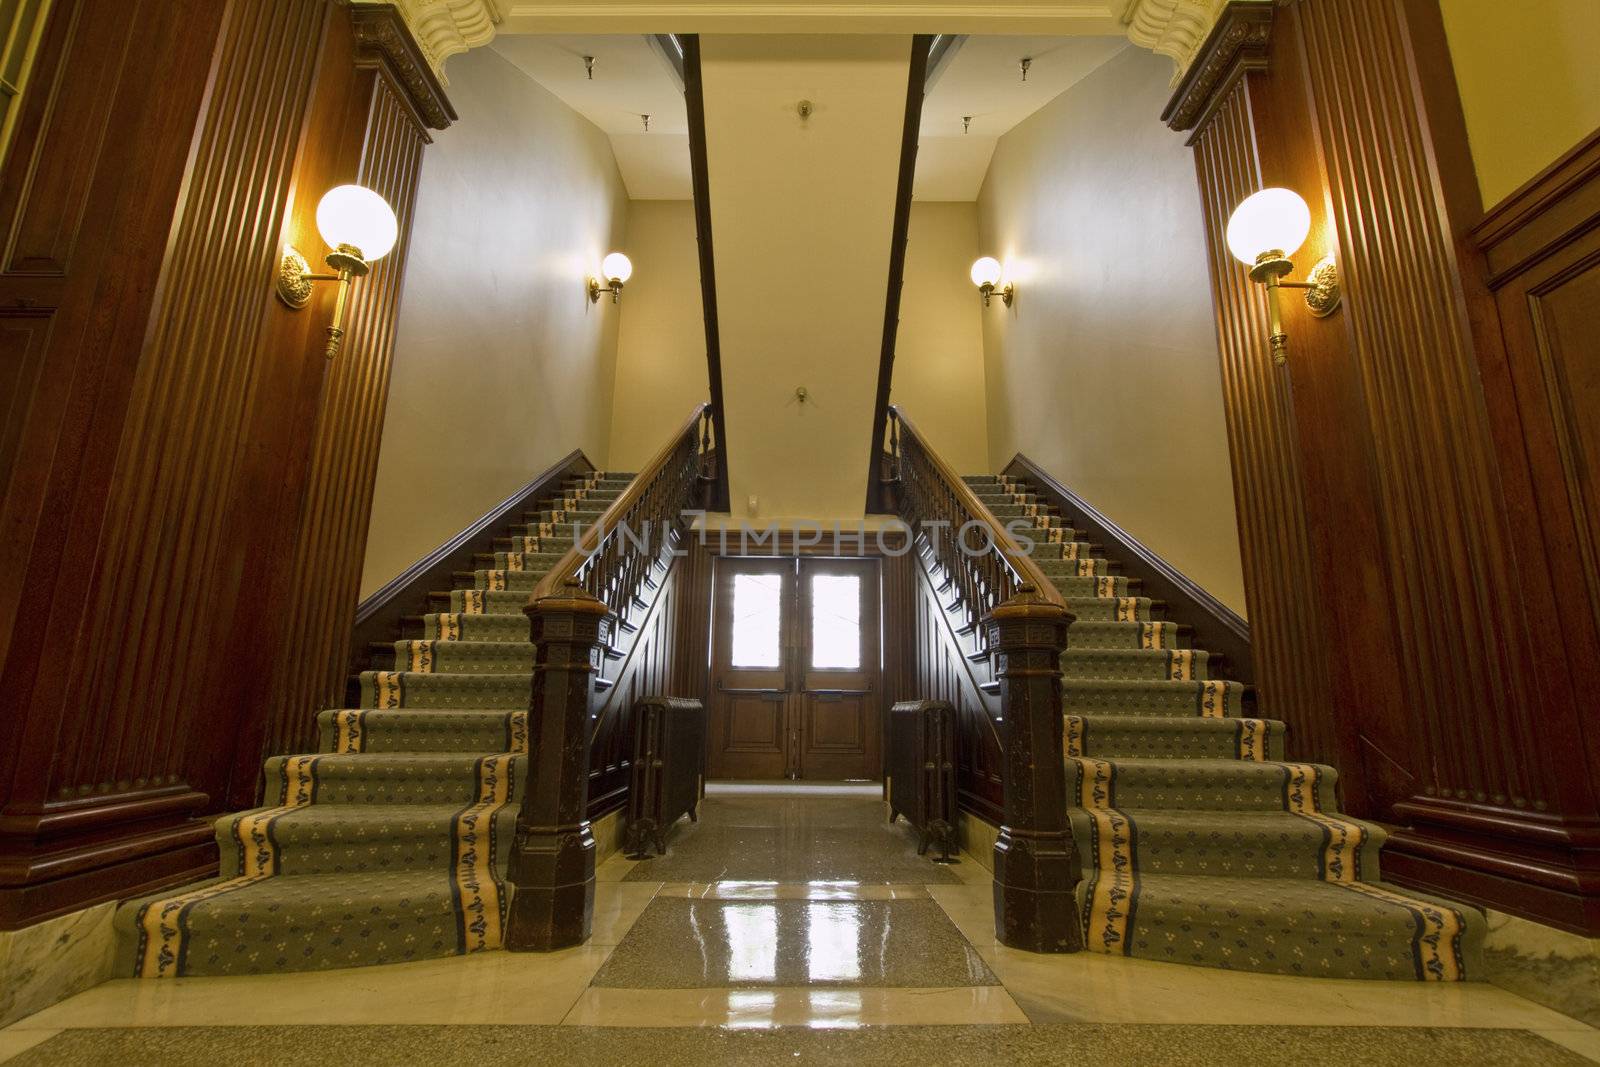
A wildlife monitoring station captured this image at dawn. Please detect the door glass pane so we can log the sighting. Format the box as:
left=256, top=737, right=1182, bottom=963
left=731, top=572, right=783, bottom=668
left=810, top=574, right=861, bottom=670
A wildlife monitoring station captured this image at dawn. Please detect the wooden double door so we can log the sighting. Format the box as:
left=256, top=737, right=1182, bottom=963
left=706, top=556, right=881, bottom=780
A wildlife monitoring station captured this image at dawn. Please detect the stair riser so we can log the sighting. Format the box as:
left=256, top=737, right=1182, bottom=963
left=358, top=671, right=531, bottom=710
left=416, top=613, right=530, bottom=642
left=1063, top=681, right=1248, bottom=718
left=1067, top=622, right=1187, bottom=650
left=1072, top=877, right=1481, bottom=981
left=1069, top=757, right=1339, bottom=813
left=1062, top=650, right=1211, bottom=682
left=260, top=754, right=525, bottom=807
left=389, top=641, right=535, bottom=674
left=1069, top=811, right=1384, bottom=881
left=1048, top=575, right=1133, bottom=598
left=316, top=709, right=528, bottom=754
left=215, top=806, right=519, bottom=879
left=1062, top=598, right=1154, bottom=623
left=1066, top=718, right=1284, bottom=761
left=436, top=590, right=536, bottom=616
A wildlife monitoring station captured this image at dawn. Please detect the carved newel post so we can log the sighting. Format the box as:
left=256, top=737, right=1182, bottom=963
left=985, top=583, right=1081, bottom=952
left=506, top=579, right=608, bottom=950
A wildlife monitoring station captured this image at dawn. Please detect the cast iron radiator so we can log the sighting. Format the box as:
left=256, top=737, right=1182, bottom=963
left=623, top=696, right=706, bottom=858
left=886, top=699, right=959, bottom=863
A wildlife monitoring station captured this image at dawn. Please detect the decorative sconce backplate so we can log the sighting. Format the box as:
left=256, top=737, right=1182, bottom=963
left=277, top=247, right=314, bottom=309
left=1304, top=256, right=1341, bottom=317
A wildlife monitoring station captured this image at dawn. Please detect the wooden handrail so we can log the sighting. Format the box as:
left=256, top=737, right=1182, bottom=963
left=889, top=405, right=1065, bottom=611
left=527, top=403, right=710, bottom=605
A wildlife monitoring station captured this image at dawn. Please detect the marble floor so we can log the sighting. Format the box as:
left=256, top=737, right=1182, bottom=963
left=3, top=783, right=1599, bottom=1065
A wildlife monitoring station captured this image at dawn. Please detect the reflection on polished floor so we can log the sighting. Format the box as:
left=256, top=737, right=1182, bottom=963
left=2, top=784, right=1598, bottom=1065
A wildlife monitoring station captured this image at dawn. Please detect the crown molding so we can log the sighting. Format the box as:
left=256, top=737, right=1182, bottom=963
left=397, top=1, right=1246, bottom=84
left=353, top=0, right=501, bottom=83
left=1122, top=0, right=1241, bottom=83
left=350, top=3, right=459, bottom=129
left=1160, top=0, right=1274, bottom=133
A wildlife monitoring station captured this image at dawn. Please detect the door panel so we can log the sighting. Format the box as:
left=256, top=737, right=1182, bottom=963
left=707, top=559, right=792, bottom=778
left=797, top=558, right=879, bottom=779
left=706, top=555, right=881, bottom=780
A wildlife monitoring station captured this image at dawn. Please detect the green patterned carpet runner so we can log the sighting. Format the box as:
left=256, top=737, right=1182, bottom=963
left=964, top=473, right=1486, bottom=981
left=112, top=472, right=635, bottom=977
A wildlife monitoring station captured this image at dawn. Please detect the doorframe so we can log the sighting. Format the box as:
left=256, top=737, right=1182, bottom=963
left=688, top=526, right=908, bottom=780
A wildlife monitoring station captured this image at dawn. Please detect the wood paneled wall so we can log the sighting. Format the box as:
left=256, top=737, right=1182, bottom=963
left=0, top=0, right=451, bottom=928
left=883, top=544, right=1005, bottom=824
left=1171, top=0, right=1600, bottom=934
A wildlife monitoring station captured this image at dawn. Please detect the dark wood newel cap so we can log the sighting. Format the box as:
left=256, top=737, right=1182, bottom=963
left=1161, top=0, right=1275, bottom=134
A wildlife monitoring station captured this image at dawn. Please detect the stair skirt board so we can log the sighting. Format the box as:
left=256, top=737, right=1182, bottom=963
left=114, top=472, right=637, bottom=978
left=961, top=472, right=1486, bottom=981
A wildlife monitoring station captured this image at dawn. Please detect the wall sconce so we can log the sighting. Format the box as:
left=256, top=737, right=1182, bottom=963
left=588, top=252, right=633, bottom=303
left=1225, top=187, right=1340, bottom=366
left=970, top=256, right=1013, bottom=308
left=277, top=184, right=398, bottom=360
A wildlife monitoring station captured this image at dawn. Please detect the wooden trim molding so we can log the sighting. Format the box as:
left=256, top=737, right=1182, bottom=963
left=864, top=35, right=932, bottom=515
left=350, top=2, right=459, bottom=130
left=1473, top=127, right=1600, bottom=283
left=1161, top=0, right=1273, bottom=135
left=348, top=449, right=595, bottom=683
left=353, top=0, right=499, bottom=84
left=1004, top=453, right=1253, bottom=685
left=1127, top=0, right=1269, bottom=85
left=680, top=37, right=730, bottom=513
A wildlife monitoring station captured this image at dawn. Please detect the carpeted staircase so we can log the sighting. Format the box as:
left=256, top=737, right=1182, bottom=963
left=113, top=470, right=635, bottom=978
left=964, top=473, right=1486, bottom=982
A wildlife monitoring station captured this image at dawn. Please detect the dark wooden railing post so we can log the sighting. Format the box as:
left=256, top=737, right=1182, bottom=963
left=986, top=582, right=1081, bottom=953
left=505, top=579, right=609, bottom=950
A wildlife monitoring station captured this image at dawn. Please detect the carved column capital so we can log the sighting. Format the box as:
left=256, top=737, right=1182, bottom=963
left=984, top=584, right=1080, bottom=953
left=1159, top=0, right=1274, bottom=135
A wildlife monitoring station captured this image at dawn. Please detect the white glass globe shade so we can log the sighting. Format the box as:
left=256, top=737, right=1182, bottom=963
left=1226, top=187, right=1311, bottom=265
left=970, top=256, right=1002, bottom=288
left=602, top=252, right=633, bottom=284
left=316, top=185, right=398, bottom=262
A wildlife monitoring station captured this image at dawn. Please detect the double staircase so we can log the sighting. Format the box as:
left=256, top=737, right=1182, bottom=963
left=966, top=471, right=1486, bottom=982
left=113, top=470, right=634, bottom=978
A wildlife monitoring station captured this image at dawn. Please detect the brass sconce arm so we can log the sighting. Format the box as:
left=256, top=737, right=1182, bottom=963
left=277, top=243, right=373, bottom=360
left=588, top=277, right=625, bottom=304
left=1248, top=251, right=1340, bottom=366
left=978, top=281, right=1015, bottom=308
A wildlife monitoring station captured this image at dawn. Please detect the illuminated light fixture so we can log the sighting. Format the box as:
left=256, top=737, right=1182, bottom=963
left=1225, top=187, right=1341, bottom=366
left=276, top=184, right=399, bottom=359
left=589, top=252, right=633, bottom=304
left=970, top=256, right=1013, bottom=308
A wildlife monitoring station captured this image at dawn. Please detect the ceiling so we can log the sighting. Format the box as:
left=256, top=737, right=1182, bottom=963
left=490, top=34, right=692, bottom=199
left=489, top=33, right=1130, bottom=202
left=916, top=35, right=1129, bottom=199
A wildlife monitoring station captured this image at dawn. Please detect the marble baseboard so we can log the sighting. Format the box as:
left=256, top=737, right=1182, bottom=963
left=0, top=901, right=118, bottom=1027
left=1483, top=909, right=1600, bottom=1028
left=593, top=808, right=624, bottom=867
left=958, top=812, right=998, bottom=873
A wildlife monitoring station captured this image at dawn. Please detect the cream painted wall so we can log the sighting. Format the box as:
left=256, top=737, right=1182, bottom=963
left=607, top=200, right=707, bottom=469
left=360, top=47, right=628, bottom=598
left=1442, top=0, right=1600, bottom=209
left=977, top=46, right=1246, bottom=614
left=893, top=201, right=988, bottom=473
left=702, top=36, right=911, bottom=525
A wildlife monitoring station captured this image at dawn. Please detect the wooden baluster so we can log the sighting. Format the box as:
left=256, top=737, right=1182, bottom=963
left=986, top=583, right=1079, bottom=952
